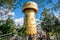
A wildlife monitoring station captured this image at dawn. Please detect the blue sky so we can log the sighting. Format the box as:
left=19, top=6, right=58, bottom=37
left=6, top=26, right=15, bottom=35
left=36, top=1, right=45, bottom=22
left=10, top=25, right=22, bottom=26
left=14, top=0, right=58, bottom=19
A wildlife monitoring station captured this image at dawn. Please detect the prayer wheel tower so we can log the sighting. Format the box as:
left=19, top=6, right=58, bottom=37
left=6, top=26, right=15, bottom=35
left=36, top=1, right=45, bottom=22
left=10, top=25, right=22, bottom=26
left=22, top=1, right=38, bottom=40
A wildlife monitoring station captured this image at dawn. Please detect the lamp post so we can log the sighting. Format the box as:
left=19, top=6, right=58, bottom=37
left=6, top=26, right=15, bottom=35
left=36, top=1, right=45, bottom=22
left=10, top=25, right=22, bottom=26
left=22, top=1, right=38, bottom=40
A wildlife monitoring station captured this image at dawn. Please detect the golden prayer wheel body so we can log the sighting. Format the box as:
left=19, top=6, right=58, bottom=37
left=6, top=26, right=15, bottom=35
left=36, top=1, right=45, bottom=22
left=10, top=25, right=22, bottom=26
left=22, top=1, right=38, bottom=35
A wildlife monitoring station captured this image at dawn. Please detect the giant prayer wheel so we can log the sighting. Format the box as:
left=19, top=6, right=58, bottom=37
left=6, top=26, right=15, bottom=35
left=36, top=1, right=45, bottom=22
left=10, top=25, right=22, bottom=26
left=22, top=1, right=38, bottom=35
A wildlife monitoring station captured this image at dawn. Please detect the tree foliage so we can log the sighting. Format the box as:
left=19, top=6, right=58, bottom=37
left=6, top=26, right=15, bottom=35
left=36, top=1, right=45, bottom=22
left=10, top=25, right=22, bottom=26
left=18, top=25, right=26, bottom=36
left=0, top=17, right=14, bottom=35
left=39, top=8, right=60, bottom=39
left=40, top=8, right=53, bottom=32
left=0, top=0, right=60, bottom=11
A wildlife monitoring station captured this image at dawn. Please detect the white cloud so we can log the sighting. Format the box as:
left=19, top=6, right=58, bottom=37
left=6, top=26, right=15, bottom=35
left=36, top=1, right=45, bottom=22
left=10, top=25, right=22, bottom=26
left=36, top=19, right=39, bottom=21
left=54, top=14, right=60, bottom=18
left=0, top=8, right=9, bottom=15
left=8, top=11, right=15, bottom=16
left=36, top=19, right=39, bottom=25
left=15, top=18, right=24, bottom=26
left=0, top=8, right=15, bottom=20
left=36, top=19, right=42, bottom=25
left=0, top=8, right=14, bottom=16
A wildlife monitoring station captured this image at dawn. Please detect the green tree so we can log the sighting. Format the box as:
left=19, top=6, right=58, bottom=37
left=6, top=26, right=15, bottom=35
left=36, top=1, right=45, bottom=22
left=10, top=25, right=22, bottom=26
left=0, top=17, right=14, bottom=35
left=39, top=8, right=55, bottom=40
left=0, top=8, right=15, bottom=34
left=52, top=16, right=60, bottom=40
left=39, top=8, right=60, bottom=40
left=18, top=25, right=26, bottom=36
